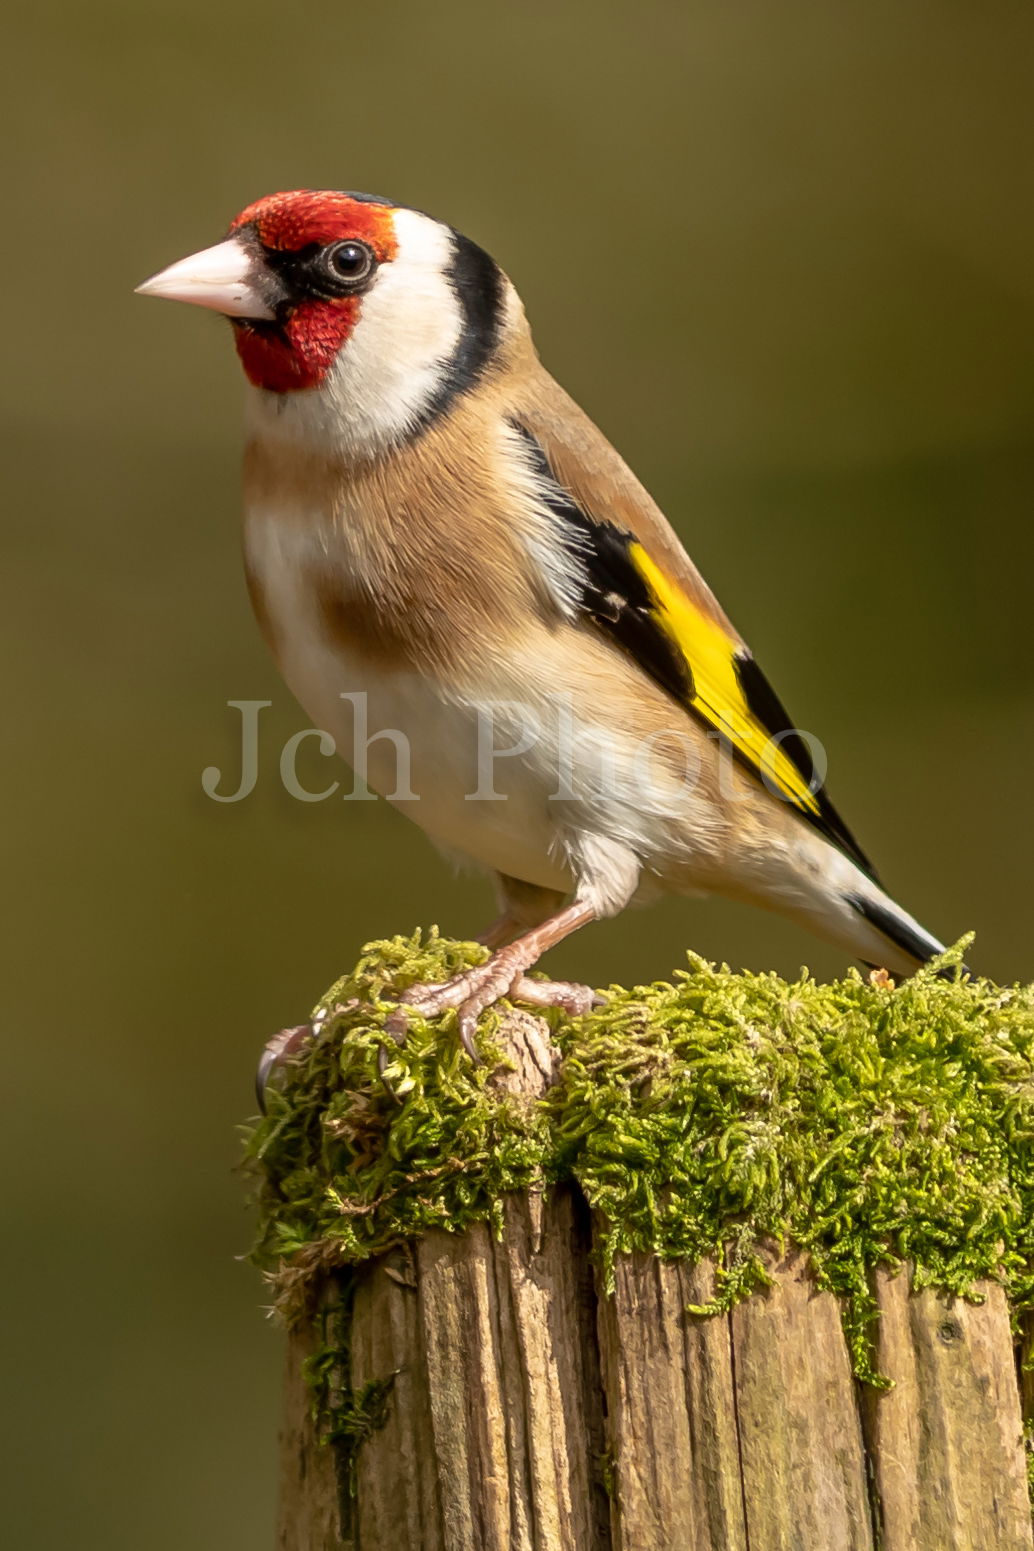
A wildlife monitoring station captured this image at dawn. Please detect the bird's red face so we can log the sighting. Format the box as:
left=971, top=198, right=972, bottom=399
left=137, top=189, right=402, bottom=393
left=226, top=192, right=399, bottom=392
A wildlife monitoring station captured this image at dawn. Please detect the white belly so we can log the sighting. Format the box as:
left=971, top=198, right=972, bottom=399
left=243, top=500, right=711, bottom=911
left=298, top=645, right=580, bottom=891
left=244, top=502, right=583, bottom=890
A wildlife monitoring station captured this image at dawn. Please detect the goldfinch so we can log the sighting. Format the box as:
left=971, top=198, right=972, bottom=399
left=137, top=189, right=952, bottom=1052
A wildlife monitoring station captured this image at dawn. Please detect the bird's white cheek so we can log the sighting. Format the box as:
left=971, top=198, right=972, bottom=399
left=245, top=209, right=465, bottom=461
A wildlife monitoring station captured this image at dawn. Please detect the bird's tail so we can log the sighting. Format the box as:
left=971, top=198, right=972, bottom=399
left=841, top=883, right=952, bottom=975
left=765, top=832, right=954, bottom=978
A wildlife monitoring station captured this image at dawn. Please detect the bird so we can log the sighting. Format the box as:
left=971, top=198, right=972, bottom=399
left=136, top=188, right=953, bottom=1056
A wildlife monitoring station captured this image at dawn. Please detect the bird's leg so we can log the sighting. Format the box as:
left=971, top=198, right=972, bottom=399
left=476, top=912, right=522, bottom=950
left=386, top=901, right=601, bottom=1056
left=476, top=876, right=568, bottom=950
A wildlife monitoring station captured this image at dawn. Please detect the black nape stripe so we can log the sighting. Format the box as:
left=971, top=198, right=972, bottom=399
left=511, top=423, right=694, bottom=707
left=439, top=231, right=505, bottom=403
left=847, top=893, right=957, bottom=974
left=399, top=230, right=505, bottom=434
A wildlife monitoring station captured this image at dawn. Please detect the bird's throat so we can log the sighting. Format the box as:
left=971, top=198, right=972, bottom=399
left=232, top=299, right=360, bottom=393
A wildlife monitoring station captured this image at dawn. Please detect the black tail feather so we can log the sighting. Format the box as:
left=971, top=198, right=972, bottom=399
left=847, top=893, right=967, bottom=977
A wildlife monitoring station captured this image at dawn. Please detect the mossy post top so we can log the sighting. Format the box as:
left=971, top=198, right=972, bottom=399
left=246, top=929, right=1034, bottom=1379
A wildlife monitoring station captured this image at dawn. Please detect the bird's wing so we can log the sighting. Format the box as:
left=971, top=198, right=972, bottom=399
left=510, top=371, right=876, bottom=882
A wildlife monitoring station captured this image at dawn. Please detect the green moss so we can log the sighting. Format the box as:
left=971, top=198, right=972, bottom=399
left=301, top=1288, right=397, bottom=1512
left=597, top=1448, right=617, bottom=1502
left=245, top=928, right=1034, bottom=1385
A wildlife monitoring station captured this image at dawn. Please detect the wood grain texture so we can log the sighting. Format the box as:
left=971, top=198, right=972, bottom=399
left=275, top=1011, right=1034, bottom=1550
left=407, top=1196, right=607, bottom=1551
left=278, top=1008, right=609, bottom=1551
left=595, top=1251, right=746, bottom=1551
left=1019, top=1310, right=1034, bottom=1457
left=729, top=1242, right=875, bottom=1551
left=864, top=1266, right=1032, bottom=1551
left=278, top=1311, right=348, bottom=1551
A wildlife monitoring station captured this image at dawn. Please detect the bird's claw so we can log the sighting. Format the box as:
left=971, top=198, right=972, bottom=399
left=509, top=974, right=605, bottom=1017
left=382, top=1008, right=409, bottom=1045
left=385, top=968, right=601, bottom=1062
left=256, top=1023, right=315, bottom=1113
left=386, top=990, right=482, bottom=1061
left=255, top=999, right=365, bottom=1112
left=376, top=1038, right=408, bottom=1102
left=256, top=972, right=599, bottom=1111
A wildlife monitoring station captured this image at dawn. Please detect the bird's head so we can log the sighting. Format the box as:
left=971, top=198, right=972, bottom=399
left=137, top=189, right=512, bottom=449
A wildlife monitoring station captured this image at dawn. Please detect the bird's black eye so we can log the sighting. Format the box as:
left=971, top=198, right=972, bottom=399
left=259, top=236, right=380, bottom=307
left=320, top=240, right=375, bottom=288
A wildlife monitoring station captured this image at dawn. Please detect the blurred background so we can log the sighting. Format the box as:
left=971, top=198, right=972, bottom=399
left=4, top=2, right=1033, bottom=1544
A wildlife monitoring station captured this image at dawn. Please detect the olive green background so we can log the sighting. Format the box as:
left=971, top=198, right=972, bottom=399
left=4, top=2, right=1033, bottom=1545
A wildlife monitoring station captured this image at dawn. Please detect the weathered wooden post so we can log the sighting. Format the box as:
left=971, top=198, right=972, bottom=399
left=249, top=933, right=1034, bottom=1551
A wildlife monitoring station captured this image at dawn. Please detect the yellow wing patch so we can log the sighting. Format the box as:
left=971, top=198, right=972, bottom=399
left=507, top=415, right=873, bottom=874
left=629, top=543, right=822, bottom=820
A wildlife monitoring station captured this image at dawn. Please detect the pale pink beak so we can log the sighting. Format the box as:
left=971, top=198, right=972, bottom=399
left=135, top=237, right=275, bottom=320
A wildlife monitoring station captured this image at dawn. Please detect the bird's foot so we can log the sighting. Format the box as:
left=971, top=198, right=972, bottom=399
left=255, top=1022, right=316, bottom=1111
left=255, top=999, right=366, bottom=1111
left=384, top=949, right=602, bottom=1058
left=509, top=974, right=600, bottom=1017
